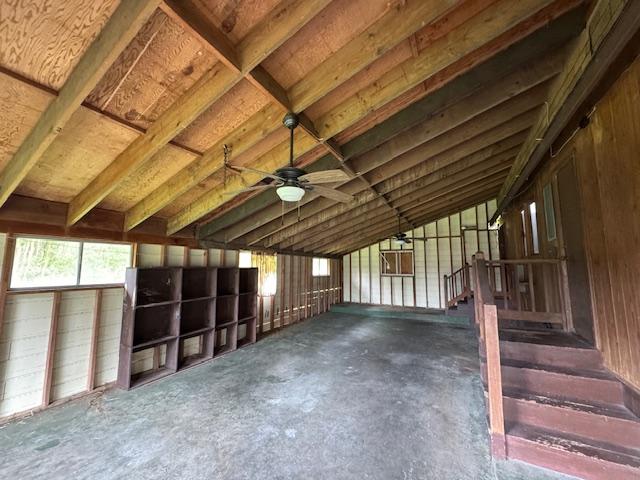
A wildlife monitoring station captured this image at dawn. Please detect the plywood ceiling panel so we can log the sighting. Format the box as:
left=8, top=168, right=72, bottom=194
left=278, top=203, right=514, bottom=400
left=85, top=10, right=217, bottom=131
left=0, top=73, right=52, bottom=173
left=261, top=0, right=398, bottom=89
left=0, top=0, right=119, bottom=89
left=174, top=79, right=270, bottom=152
left=17, top=108, right=139, bottom=202
left=100, top=145, right=198, bottom=212
left=187, top=0, right=282, bottom=45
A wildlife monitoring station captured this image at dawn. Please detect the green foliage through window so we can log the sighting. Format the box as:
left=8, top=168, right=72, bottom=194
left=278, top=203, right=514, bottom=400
left=10, top=237, right=131, bottom=289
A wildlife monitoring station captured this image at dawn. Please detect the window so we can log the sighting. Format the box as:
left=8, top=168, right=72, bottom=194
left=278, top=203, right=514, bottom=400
left=520, top=209, right=528, bottom=256
left=10, top=237, right=132, bottom=289
left=380, top=251, right=414, bottom=276
left=312, top=258, right=330, bottom=277
left=529, top=202, right=540, bottom=254
left=239, top=250, right=252, bottom=268
left=543, top=183, right=557, bottom=241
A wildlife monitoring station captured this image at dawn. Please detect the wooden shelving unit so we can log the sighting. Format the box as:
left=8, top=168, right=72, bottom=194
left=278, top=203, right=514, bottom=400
left=117, top=266, right=258, bottom=389
left=238, top=268, right=258, bottom=348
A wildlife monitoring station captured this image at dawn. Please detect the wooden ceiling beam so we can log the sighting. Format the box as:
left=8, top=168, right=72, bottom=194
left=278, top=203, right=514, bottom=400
left=167, top=0, right=571, bottom=235
left=297, top=159, right=512, bottom=252
left=246, top=91, right=542, bottom=248
left=66, top=0, right=330, bottom=227
left=196, top=6, right=585, bottom=241
left=321, top=185, right=503, bottom=255
left=493, top=0, right=640, bottom=222
left=210, top=44, right=563, bottom=246
left=0, top=0, right=161, bottom=208
left=288, top=150, right=516, bottom=251
left=124, top=0, right=460, bottom=231
left=163, top=0, right=346, bottom=164
left=326, top=189, right=501, bottom=255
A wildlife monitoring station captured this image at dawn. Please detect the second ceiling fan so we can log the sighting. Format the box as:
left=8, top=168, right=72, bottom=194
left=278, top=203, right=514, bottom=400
left=227, top=113, right=353, bottom=203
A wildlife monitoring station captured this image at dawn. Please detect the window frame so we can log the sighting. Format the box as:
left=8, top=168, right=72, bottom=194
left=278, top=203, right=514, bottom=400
left=379, top=250, right=414, bottom=277
left=312, top=257, right=330, bottom=277
left=542, top=182, right=557, bottom=242
left=9, top=235, right=133, bottom=292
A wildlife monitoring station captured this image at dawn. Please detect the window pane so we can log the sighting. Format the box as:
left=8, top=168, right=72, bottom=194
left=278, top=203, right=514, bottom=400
left=399, top=251, right=414, bottom=275
left=529, top=202, right=540, bottom=254
left=11, top=238, right=80, bottom=288
left=312, top=257, right=329, bottom=277
left=520, top=209, right=528, bottom=256
left=543, top=183, right=557, bottom=241
left=380, top=252, right=398, bottom=275
left=80, top=242, right=131, bottom=285
left=239, top=250, right=252, bottom=268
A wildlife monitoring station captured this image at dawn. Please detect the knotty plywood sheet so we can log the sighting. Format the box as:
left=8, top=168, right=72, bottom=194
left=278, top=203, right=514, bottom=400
left=86, top=9, right=217, bottom=131
left=0, top=72, right=52, bottom=173
left=0, top=0, right=118, bottom=89
left=100, top=144, right=199, bottom=212
left=175, top=79, right=270, bottom=152
left=187, top=0, right=280, bottom=45
left=262, top=0, right=397, bottom=89
left=17, top=107, right=138, bottom=202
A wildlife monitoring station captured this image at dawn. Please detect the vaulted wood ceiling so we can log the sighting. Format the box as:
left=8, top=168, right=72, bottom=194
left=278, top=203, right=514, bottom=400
left=0, top=0, right=595, bottom=255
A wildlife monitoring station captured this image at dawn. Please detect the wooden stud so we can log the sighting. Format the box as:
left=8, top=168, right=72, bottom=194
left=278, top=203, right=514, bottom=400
left=42, top=291, right=62, bottom=406
left=86, top=289, right=103, bottom=392
left=0, top=234, right=17, bottom=340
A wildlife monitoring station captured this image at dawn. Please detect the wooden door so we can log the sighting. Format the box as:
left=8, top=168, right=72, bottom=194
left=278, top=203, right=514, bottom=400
left=557, top=159, right=595, bottom=343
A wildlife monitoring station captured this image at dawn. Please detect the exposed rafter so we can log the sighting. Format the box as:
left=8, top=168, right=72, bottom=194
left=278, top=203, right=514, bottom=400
left=66, top=0, right=332, bottom=227
left=0, top=0, right=160, bottom=207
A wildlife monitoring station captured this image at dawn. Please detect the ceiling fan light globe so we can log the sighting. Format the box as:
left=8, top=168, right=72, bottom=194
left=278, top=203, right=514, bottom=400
left=276, top=185, right=305, bottom=202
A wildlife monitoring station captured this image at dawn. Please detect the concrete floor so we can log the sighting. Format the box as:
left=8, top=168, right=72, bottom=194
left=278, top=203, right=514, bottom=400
left=0, top=312, right=578, bottom=480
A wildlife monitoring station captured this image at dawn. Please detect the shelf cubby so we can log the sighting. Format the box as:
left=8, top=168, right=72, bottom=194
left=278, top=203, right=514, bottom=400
left=217, top=268, right=239, bottom=296
left=182, top=267, right=217, bottom=300
left=239, top=268, right=258, bottom=294
left=238, top=294, right=257, bottom=321
left=216, top=295, right=237, bottom=326
left=237, top=317, right=257, bottom=349
left=178, top=330, right=214, bottom=371
left=133, top=267, right=181, bottom=306
left=180, top=299, right=215, bottom=336
left=214, top=323, right=237, bottom=357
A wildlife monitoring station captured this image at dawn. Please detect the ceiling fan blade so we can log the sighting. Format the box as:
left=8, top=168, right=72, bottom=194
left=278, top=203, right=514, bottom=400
left=299, top=169, right=350, bottom=184
left=408, top=237, right=429, bottom=241
left=231, top=164, right=282, bottom=181
left=223, top=184, right=275, bottom=195
left=310, top=184, right=353, bottom=203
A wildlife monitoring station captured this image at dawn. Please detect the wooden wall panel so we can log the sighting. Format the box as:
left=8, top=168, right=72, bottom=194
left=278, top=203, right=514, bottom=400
left=500, top=56, right=640, bottom=389
left=346, top=201, right=499, bottom=309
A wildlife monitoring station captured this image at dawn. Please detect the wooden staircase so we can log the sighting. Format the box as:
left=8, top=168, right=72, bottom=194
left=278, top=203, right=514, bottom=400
left=480, top=329, right=640, bottom=480
left=445, top=253, right=640, bottom=480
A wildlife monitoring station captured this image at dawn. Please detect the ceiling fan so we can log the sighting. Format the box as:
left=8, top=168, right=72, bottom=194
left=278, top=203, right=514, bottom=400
left=225, top=113, right=353, bottom=203
left=390, top=217, right=429, bottom=245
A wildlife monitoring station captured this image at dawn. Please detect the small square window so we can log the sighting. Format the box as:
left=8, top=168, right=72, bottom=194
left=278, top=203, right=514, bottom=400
left=380, top=251, right=413, bottom=276
left=312, top=258, right=329, bottom=277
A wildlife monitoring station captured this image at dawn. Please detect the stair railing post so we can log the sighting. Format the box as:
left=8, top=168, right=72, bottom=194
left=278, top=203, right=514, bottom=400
left=474, top=252, right=506, bottom=458
left=444, top=274, right=449, bottom=312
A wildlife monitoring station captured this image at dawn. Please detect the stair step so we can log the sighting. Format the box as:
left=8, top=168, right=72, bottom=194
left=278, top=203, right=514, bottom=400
left=499, top=334, right=602, bottom=371
left=506, top=424, right=640, bottom=480
left=502, top=389, right=640, bottom=450
left=481, top=360, right=624, bottom=405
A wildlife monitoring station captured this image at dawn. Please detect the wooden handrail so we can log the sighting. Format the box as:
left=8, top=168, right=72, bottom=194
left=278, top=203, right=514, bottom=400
left=443, top=262, right=472, bottom=308
left=473, top=252, right=506, bottom=459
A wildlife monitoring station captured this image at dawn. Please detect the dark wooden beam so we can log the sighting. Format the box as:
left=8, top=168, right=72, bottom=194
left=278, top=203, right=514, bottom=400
left=492, top=0, right=640, bottom=223
left=198, top=7, right=585, bottom=242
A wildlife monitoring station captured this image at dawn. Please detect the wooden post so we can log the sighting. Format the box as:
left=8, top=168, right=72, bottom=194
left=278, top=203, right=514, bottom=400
left=0, top=234, right=16, bottom=340
left=42, top=291, right=62, bottom=406
left=86, top=289, right=103, bottom=392
left=484, top=302, right=506, bottom=458
left=443, top=275, right=449, bottom=311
